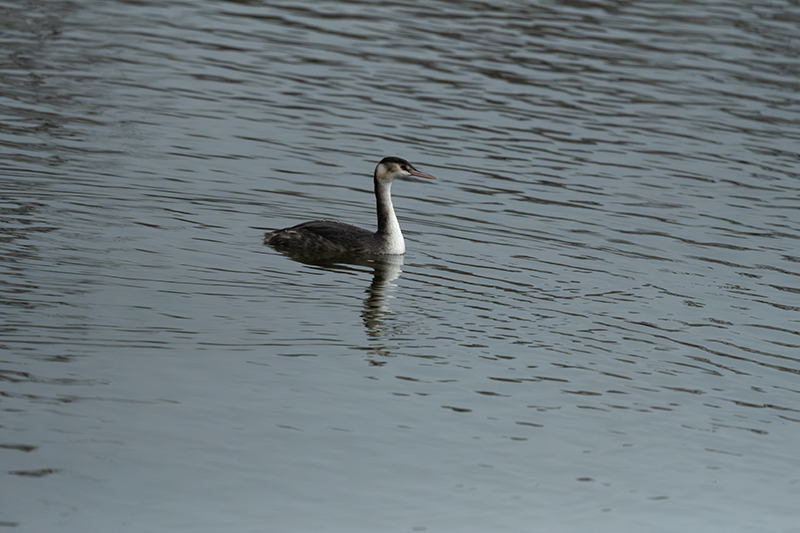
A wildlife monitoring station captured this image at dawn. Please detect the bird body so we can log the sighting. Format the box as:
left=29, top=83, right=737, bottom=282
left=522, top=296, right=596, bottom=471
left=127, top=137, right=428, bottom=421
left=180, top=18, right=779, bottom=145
left=265, top=157, right=435, bottom=255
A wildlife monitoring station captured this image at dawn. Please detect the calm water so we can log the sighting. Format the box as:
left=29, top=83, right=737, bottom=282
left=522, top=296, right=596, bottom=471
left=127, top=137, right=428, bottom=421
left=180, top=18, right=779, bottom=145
left=2, top=0, right=799, bottom=531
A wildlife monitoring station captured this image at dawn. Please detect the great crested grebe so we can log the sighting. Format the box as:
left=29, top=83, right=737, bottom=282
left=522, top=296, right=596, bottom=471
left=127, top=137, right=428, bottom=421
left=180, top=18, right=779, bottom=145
left=265, top=157, right=435, bottom=255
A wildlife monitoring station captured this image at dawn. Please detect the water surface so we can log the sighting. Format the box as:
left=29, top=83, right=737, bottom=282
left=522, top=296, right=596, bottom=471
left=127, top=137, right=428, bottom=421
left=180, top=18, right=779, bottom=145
left=2, top=0, right=799, bottom=531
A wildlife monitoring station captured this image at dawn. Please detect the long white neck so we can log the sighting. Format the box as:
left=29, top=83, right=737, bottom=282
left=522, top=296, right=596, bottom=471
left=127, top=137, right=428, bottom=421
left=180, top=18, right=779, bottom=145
left=375, top=179, right=405, bottom=254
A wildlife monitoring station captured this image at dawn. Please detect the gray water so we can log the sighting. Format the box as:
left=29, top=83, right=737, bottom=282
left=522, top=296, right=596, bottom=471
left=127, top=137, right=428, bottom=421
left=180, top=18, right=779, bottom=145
left=2, top=0, right=799, bottom=531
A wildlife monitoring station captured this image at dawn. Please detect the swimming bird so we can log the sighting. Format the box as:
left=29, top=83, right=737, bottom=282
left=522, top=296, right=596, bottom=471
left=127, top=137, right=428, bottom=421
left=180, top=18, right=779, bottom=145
left=265, top=157, right=435, bottom=255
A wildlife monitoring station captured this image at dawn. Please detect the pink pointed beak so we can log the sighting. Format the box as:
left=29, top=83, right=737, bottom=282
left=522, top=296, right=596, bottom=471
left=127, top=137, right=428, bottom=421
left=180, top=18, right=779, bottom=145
left=409, top=168, right=436, bottom=180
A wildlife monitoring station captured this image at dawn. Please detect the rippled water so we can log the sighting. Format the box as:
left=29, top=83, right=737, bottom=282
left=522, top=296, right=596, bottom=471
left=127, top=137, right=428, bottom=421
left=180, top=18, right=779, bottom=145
left=2, top=0, right=799, bottom=531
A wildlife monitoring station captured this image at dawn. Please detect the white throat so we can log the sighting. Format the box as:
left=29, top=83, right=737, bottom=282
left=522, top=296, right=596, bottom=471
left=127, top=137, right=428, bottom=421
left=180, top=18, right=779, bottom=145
left=376, top=180, right=406, bottom=254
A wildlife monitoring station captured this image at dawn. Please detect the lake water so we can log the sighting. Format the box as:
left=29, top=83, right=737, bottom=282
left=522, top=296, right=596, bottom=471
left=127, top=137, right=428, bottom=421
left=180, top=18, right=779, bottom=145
left=2, top=0, right=799, bottom=531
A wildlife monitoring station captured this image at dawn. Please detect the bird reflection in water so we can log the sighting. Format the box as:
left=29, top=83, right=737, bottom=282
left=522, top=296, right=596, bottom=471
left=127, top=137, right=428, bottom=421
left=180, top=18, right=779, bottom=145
left=266, top=247, right=404, bottom=365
